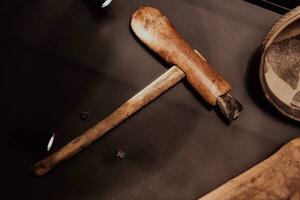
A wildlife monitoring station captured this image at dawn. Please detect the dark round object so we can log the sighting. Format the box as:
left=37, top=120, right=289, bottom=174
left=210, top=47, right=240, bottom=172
left=80, top=112, right=90, bottom=121
left=260, top=6, right=300, bottom=121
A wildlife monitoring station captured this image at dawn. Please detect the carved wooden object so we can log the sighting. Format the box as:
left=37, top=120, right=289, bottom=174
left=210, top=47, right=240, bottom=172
left=131, top=7, right=230, bottom=105
left=199, top=138, right=300, bottom=200
left=32, top=66, right=185, bottom=175
left=32, top=6, right=243, bottom=175
left=131, top=6, right=242, bottom=121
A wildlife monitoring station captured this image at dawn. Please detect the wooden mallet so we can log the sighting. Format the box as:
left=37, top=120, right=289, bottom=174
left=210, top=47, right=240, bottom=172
left=32, top=6, right=242, bottom=176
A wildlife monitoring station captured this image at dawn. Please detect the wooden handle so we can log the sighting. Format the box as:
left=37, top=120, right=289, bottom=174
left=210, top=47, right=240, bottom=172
left=199, top=138, right=300, bottom=200
left=32, top=66, right=185, bottom=175
left=131, top=7, right=231, bottom=105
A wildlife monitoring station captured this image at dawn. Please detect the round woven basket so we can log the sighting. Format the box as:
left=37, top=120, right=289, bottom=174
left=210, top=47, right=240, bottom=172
left=260, top=6, right=300, bottom=121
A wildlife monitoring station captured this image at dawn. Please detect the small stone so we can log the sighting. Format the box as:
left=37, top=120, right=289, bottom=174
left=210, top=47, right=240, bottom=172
left=116, top=150, right=126, bottom=159
left=80, top=112, right=90, bottom=121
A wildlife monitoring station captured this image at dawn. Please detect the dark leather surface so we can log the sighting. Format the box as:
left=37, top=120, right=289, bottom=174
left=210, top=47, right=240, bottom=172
left=1, top=1, right=299, bottom=199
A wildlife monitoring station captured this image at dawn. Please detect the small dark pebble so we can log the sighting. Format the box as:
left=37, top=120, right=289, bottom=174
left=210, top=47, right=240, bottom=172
left=80, top=112, right=90, bottom=121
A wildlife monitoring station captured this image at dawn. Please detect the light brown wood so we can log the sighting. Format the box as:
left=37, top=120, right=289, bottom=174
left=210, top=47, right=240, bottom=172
left=131, top=6, right=231, bottom=106
left=199, top=138, right=300, bottom=200
left=32, top=66, right=185, bottom=176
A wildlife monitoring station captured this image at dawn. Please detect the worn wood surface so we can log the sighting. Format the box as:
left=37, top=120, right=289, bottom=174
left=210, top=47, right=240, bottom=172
left=32, top=66, right=185, bottom=175
left=199, top=138, right=300, bottom=200
left=131, top=6, right=231, bottom=106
